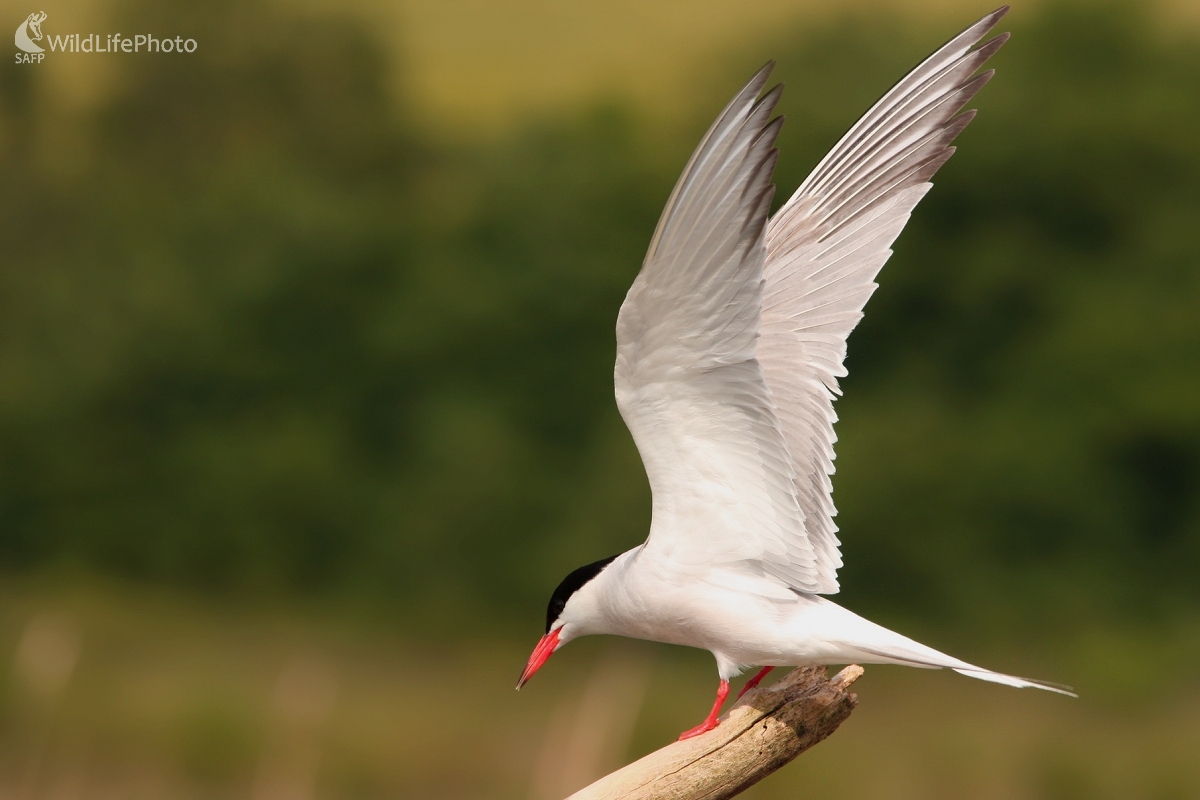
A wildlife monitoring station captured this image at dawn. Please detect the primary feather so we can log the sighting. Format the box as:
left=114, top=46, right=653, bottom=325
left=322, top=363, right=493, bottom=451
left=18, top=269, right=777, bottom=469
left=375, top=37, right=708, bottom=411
left=761, top=8, right=1011, bottom=593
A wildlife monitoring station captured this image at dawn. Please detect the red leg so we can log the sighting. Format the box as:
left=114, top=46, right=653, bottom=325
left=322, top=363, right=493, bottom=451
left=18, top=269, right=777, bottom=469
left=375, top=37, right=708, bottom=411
left=736, top=666, right=775, bottom=699
left=677, top=679, right=730, bottom=740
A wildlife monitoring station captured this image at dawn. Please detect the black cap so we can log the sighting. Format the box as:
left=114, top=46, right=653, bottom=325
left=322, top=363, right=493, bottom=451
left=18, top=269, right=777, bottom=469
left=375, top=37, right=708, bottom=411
left=545, top=555, right=619, bottom=632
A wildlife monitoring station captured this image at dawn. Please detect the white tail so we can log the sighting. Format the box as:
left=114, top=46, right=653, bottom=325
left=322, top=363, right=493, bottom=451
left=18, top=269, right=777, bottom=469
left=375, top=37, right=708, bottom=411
left=951, top=667, right=1076, bottom=696
left=820, top=599, right=1077, bottom=697
left=846, top=641, right=1076, bottom=697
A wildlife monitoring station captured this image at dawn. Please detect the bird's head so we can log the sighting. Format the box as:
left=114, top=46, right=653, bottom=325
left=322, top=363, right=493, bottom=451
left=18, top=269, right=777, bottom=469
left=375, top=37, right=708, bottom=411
left=516, top=554, right=619, bottom=689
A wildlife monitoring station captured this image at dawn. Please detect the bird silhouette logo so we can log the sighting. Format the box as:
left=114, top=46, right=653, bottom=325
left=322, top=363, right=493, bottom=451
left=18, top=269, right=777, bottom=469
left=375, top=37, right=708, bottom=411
left=15, top=11, right=47, bottom=54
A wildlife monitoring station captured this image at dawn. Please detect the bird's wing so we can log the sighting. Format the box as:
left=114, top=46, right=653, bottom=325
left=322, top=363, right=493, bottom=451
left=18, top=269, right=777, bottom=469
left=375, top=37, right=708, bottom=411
left=758, top=7, right=1010, bottom=592
left=615, top=65, right=827, bottom=593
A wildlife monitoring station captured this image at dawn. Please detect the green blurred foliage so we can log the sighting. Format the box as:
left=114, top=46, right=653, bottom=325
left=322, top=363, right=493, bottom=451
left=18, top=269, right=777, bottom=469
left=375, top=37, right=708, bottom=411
left=0, top=0, right=1197, bottom=640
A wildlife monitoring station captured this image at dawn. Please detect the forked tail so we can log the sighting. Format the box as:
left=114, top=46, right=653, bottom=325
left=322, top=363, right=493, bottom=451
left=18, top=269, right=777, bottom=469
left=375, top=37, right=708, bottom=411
left=846, top=640, right=1076, bottom=697
left=819, top=600, right=1076, bottom=697
left=949, top=665, right=1075, bottom=695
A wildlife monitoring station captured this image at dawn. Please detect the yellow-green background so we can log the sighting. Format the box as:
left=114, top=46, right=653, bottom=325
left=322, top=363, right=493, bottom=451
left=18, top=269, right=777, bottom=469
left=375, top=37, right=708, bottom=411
left=2, top=0, right=1199, bottom=797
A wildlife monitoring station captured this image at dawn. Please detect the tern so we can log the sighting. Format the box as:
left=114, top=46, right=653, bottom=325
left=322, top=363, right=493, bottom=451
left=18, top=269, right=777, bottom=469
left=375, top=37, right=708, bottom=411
left=517, top=5, right=1073, bottom=741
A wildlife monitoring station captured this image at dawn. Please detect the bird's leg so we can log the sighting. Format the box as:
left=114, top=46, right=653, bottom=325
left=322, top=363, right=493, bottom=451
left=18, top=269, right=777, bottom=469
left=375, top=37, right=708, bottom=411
left=736, top=666, right=774, bottom=699
left=677, top=679, right=730, bottom=740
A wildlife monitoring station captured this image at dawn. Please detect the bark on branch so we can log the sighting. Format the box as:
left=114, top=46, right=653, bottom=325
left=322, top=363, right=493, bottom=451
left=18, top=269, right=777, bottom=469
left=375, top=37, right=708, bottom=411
left=566, top=664, right=863, bottom=800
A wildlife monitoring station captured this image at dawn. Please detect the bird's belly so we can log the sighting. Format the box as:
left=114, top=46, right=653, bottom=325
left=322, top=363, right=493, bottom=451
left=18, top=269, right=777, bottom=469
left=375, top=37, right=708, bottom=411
left=600, top=579, right=846, bottom=668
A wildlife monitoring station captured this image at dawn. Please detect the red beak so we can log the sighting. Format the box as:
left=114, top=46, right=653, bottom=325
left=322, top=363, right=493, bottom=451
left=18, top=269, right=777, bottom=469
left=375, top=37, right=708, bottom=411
left=516, top=628, right=561, bottom=689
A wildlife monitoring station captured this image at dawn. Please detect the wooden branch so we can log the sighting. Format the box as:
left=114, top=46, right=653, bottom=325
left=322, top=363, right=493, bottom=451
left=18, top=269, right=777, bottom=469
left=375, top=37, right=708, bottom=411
left=566, top=664, right=863, bottom=800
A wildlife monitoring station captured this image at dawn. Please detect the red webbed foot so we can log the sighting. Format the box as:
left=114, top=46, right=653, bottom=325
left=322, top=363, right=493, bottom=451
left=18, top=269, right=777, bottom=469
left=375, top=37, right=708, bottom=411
left=676, top=719, right=718, bottom=740
left=676, top=679, right=729, bottom=740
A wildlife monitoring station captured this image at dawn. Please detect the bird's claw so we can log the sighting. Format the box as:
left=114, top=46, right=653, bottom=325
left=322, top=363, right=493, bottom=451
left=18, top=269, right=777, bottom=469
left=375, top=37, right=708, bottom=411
left=676, top=719, right=718, bottom=740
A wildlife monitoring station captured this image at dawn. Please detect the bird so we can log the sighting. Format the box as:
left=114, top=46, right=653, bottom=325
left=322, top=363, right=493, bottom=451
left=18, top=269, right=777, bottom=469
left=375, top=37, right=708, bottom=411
left=517, top=5, right=1074, bottom=742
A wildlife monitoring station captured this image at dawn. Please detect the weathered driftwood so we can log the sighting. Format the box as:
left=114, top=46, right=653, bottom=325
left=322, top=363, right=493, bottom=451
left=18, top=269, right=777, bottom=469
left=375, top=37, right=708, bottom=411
left=566, top=664, right=862, bottom=800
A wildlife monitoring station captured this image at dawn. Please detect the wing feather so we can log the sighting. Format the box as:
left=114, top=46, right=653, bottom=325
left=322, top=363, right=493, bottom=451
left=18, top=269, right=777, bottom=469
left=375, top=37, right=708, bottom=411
left=759, top=6, right=1010, bottom=593
left=616, top=65, right=831, bottom=592
left=614, top=7, right=1009, bottom=596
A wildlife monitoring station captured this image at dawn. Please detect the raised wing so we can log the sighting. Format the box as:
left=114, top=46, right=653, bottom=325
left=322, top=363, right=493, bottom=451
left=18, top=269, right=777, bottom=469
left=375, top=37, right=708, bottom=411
left=759, top=7, right=1010, bottom=592
left=615, top=65, right=829, bottom=593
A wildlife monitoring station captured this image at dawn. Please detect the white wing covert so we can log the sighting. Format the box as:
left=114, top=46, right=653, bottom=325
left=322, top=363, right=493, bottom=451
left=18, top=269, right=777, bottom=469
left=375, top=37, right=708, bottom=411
left=759, top=7, right=1010, bottom=592
left=615, top=65, right=827, bottom=593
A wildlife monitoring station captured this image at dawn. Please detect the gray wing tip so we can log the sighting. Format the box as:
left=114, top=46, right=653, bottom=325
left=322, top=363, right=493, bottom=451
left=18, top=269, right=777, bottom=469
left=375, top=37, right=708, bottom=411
left=758, top=113, right=786, bottom=144
left=959, top=5, right=1011, bottom=49
left=644, top=59, right=782, bottom=262
left=743, top=61, right=776, bottom=99
left=980, top=5, right=1011, bottom=31
left=973, top=31, right=1011, bottom=64
left=956, top=107, right=979, bottom=122
left=755, top=82, right=786, bottom=116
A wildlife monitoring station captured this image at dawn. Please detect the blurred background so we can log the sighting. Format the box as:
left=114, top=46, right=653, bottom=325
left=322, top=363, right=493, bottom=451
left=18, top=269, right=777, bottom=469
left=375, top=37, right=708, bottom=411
left=1, top=0, right=1199, bottom=797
